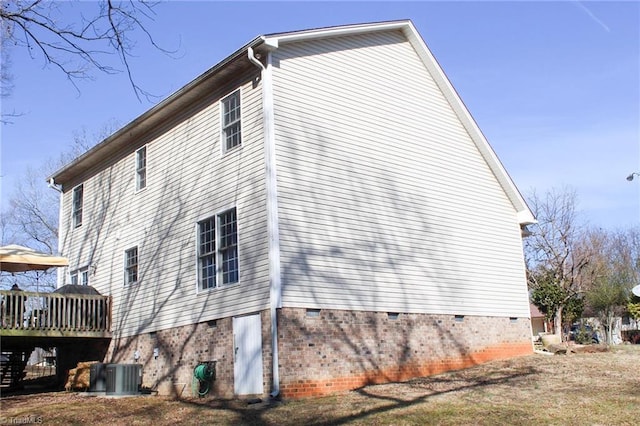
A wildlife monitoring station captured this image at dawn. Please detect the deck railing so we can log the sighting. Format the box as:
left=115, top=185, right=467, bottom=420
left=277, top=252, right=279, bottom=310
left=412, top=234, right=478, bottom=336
left=0, top=290, right=111, bottom=334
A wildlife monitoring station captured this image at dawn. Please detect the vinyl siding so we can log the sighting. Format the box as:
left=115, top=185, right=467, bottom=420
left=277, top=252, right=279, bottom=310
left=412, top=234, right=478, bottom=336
left=58, top=73, right=270, bottom=337
left=271, top=30, right=530, bottom=317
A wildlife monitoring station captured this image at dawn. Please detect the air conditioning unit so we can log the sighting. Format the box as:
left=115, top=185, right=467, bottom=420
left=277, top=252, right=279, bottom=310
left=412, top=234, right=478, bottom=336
left=89, top=363, right=107, bottom=392
left=105, top=364, right=141, bottom=395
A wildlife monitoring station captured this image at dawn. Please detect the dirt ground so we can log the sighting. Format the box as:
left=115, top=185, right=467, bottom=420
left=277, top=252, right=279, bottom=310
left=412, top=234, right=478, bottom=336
left=1, top=345, right=638, bottom=425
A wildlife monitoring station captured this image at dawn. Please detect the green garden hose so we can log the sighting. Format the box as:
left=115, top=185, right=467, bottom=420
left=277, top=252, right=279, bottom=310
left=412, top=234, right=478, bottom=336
left=193, top=363, right=214, bottom=397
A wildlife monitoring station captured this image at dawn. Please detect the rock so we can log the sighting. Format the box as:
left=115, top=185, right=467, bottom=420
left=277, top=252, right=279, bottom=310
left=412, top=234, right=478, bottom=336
left=547, top=344, right=570, bottom=354
left=540, top=333, right=562, bottom=349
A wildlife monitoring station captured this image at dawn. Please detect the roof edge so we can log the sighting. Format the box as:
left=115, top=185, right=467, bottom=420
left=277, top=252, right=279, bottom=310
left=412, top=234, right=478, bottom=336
left=400, top=21, right=535, bottom=224
left=263, top=20, right=411, bottom=46
left=49, top=35, right=265, bottom=185
left=49, top=19, right=535, bottom=226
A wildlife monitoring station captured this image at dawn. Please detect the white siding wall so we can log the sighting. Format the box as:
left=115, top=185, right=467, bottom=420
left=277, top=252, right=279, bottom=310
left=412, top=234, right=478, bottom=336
left=58, top=74, right=270, bottom=337
left=272, top=30, right=530, bottom=317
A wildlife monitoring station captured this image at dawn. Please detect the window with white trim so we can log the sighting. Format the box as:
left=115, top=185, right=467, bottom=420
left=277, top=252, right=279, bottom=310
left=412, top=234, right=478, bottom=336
left=70, top=267, right=89, bottom=286
left=72, top=184, right=83, bottom=228
left=197, top=208, right=238, bottom=290
left=221, top=90, right=241, bottom=152
left=124, top=247, right=139, bottom=285
left=136, top=146, right=147, bottom=190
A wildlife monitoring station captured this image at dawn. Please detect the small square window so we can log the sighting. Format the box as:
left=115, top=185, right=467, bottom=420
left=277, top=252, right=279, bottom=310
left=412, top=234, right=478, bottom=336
left=221, top=90, right=241, bottom=152
left=125, top=247, right=138, bottom=285
left=72, top=184, right=83, bottom=228
left=136, top=146, right=147, bottom=190
left=70, top=267, right=89, bottom=286
left=387, top=312, right=400, bottom=320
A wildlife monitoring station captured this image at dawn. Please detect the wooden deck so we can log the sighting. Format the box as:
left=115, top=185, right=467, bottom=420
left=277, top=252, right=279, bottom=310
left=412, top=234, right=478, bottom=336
left=0, top=289, right=112, bottom=339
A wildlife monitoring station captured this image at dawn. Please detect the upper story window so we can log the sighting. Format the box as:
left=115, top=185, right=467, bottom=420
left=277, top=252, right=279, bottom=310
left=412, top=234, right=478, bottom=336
left=72, top=184, right=83, bottom=228
left=136, top=146, right=147, bottom=191
left=197, top=207, right=238, bottom=291
left=221, top=90, right=241, bottom=152
left=124, top=247, right=139, bottom=285
left=70, top=267, right=89, bottom=286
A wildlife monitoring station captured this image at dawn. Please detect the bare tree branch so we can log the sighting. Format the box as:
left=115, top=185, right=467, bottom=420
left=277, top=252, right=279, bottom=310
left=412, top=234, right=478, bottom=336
left=1, top=120, right=120, bottom=290
left=1, top=0, right=171, bottom=104
left=525, top=187, right=591, bottom=335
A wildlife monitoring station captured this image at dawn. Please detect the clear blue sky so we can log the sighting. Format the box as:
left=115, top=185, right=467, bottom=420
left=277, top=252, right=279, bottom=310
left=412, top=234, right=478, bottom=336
left=1, top=1, right=639, bottom=229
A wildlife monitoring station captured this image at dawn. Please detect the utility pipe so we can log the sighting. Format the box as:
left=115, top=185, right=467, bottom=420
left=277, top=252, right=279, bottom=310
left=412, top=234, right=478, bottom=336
left=248, top=46, right=282, bottom=398
left=48, top=178, right=65, bottom=288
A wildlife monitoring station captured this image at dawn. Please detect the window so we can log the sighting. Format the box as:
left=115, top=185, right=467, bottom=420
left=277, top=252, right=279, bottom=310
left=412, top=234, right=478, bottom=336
left=136, top=146, right=147, bottom=190
left=197, top=208, right=238, bottom=290
left=72, top=184, right=83, bottom=228
left=124, top=247, right=139, bottom=285
left=198, top=218, right=216, bottom=290
left=221, top=90, right=241, bottom=151
left=219, top=209, right=239, bottom=284
left=70, top=267, right=89, bottom=286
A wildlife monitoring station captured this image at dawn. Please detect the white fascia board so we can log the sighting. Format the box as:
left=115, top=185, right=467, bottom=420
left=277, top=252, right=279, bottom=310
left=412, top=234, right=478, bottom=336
left=262, top=20, right=410, bottom=47
left=402, top=22, right=535, bottom=225
left=517, top=211, right=537, bottom=226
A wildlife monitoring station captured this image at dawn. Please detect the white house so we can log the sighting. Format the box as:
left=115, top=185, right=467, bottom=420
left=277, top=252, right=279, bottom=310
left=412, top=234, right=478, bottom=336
left=50, top=20, right=536, bottom=398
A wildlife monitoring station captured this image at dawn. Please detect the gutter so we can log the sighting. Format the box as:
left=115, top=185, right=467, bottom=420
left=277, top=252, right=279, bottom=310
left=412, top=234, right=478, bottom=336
left=48, top=178, right=62, bottom=193
left=49, top=36, right=265, bottom=186
left=48, top=178, right=65, bottom=288
left=248, top=46, right=282, bottom=398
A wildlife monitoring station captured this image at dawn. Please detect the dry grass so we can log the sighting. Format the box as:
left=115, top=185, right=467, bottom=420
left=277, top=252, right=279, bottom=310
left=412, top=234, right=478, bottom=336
left=1, top=345, right=638, bottom=425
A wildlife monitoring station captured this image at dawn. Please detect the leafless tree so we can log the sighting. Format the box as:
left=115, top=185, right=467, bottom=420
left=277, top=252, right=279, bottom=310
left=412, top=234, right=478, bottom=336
left=1, top=121, right=119, bottom=290
left=1, top=22, right=12, bottom=96
left=1, top=0, right=166, bottom=103
left=525, top=187, right=592, bottom=335
left=580, top=227, right=640, bottom=344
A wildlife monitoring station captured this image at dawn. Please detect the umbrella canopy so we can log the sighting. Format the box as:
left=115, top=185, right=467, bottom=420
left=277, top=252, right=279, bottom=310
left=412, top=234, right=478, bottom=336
left=53, top=284, right=101, bottom=295
left=0, top=244, right=69, bottom=273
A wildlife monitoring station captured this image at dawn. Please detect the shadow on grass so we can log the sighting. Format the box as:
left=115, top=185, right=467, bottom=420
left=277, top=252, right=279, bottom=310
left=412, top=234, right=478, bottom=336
left=175, top=365, right=539, bottom=425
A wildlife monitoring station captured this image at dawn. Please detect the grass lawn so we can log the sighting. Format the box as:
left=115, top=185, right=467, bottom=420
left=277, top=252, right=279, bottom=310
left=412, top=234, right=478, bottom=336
left=1, top=345, right=638, bottom=425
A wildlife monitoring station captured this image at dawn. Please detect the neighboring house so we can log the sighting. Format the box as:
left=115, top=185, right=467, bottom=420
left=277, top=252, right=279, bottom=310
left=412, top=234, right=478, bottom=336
left=582, top=315, right=640, bottom=344
left=621, top=315, right=640, bottom=343
left=49, top=20, right=536, bottom=398
left=530, top=303, right=548, bottom=338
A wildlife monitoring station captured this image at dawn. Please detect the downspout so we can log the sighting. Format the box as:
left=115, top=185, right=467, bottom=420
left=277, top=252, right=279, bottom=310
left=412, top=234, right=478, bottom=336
left=48, top=178, right=64, bottom=289
left=248, top=46, right=282, bottom=398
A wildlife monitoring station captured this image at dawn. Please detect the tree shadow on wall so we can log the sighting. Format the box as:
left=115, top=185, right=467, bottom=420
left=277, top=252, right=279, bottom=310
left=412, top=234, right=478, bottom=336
left=272, top=113, right=521, bottom=392
left=105, top=70, right=267, bottom=395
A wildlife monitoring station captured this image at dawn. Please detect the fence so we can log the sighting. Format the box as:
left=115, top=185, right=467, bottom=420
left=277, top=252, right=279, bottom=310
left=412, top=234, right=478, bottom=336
left=0, top=290, right=111, bottom=333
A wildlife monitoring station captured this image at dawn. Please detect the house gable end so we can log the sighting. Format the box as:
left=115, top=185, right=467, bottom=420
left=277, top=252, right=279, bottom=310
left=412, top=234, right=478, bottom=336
left=263, top=20, right=534, bottom=225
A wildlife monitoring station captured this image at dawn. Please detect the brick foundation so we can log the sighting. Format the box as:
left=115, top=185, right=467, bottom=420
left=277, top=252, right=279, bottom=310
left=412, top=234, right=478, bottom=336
left=104, top=308, right=532, bottom=399
left=105, top=310, right=272, bottom=398
left=276, top=308, right=533, bottom=398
